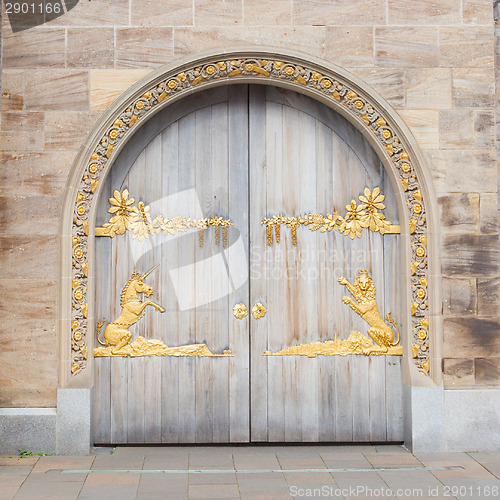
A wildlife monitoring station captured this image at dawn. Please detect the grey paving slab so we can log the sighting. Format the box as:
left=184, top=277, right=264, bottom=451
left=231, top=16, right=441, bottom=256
left=189, top=483, right=241, bottom=498
left=136, top=474, right=188, bottom=500
left=77, top=472, right=140, bottom=500
left=189, top=472, right=238, bottom=484
left=282, top=470, right=336, bottom=484
left=12, top=475, right=85, bottom=500
left=31, top=455, right=95, bottom=473
left=91, top=453, right=145, bottom=470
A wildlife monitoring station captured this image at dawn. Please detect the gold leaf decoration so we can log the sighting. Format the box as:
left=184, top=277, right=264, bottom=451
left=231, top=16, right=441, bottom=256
left=262, top=187, right=395, bottom=246
left=96, top=189, right=233, bottom=247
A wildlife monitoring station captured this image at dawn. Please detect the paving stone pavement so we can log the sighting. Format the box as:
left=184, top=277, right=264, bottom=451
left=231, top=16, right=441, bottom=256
left=1, top=445, right=499, bottom=499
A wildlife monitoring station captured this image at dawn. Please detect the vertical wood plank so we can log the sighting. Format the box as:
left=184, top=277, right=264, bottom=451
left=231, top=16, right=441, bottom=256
left=228, top=85, right=250, bottom=442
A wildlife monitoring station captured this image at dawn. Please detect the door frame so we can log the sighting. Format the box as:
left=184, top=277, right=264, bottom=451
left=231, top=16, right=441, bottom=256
left=57, top=47, right=442, bottom=452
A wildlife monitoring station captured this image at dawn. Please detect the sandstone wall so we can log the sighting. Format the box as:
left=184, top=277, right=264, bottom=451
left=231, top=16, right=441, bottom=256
left=0, top=0, right=498, bottom=406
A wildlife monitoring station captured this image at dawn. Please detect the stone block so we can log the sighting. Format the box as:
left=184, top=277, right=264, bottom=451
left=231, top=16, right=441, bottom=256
left=0, top=152, right=75, bottom=196
left=387, top=0, right=460, bottom=25
left=475, top=358, right=500, bottom=386
left=443, top=358, right=475, bottom=386
left=439, top=109, right=474, bottom=149
left=294, top=0, right=386, bottom=25
left=0, top=111, right=45, bottom=152
left=479, top=193, right=499, bottom=234
left=2, top=28, right=65, bottom=68
left=324, top=27, right=374, bottom=69
left=441, top=277, right=477, bottom=316
left=477, top=278, right=500, bottom=317
left=442, top=234, right=499, bottom=277
left=452, top=68, right=495, bottom=107
left=351, top=69, right=405, bottom=108
left=195, top=0, right=242, bottom=25
left=25, top=70, right=89, bottom=111
left=244, top=0, right=291, bottom=25
left=463, top=0, right=494, bottom=24
left=0, top=279, right=58, bottom=318
left=0, top=236, right=59, bottom=279
left=90, top=69, right=152, bottom=110
left=437, top=193, right=480, bottom=234
left=1, top=70, right=25, bottom=111
left=0, top=196, right=62, bottom=235
left=0, top=319, right=56, bottom=360
left=474, top=110, right=495, bottom=149
left=375, top=27, right=439, bottom=68
left=425, top=149, right=497, bottom=193
left=56, top=389, right=92, bottom=455
left=174, top=27, right=327, bottom=59
left=439, top=27, right=494, bottom=68
left=397, top=110, right=439, bottom=148
left=115, top=28, right=174, bottom=69
left=67, top=28, right=114, bottom=68
left=406, top=68, right=452, bottom=109
left=444, top=390, right=500, bottom=451
left=408, top=386, right=445, bottom=453
left=44, top=111, right=102, bottom=151
left=0, top=409, right=56, bottom=455
left=48, top=0, right=129, bottom=26
left=443, top=317, right=500, bottom=358
left=131, top=0, right=193, bottom=26
left=0, top=356, right=57, bottom=407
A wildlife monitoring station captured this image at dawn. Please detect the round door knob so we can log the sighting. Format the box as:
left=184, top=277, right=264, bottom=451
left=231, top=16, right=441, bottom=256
left=251, top=303, right=266, bottom=319
left=233, top=303, right=248, bottom=320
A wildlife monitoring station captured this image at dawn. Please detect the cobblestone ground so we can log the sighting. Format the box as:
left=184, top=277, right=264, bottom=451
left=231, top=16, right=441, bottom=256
left=1, top=445, right=500, bottom=499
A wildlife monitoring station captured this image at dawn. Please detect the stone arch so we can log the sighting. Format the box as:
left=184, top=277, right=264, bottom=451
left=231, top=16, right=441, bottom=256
left=59, top=48, right=441, bottom=390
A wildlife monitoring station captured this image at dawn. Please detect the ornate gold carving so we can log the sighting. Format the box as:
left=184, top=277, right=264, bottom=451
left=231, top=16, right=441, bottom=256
left=96, top=265, right=165, bottom=354
left=95, top=336, right=233, bottom=357
left=71, top=53, right=430, bottom=375
left=251, top=303, right=266, bottom=319
left=263, top=331, right=402, bottom=357
left=337, top=270, right=402, bottom=355
left=264, top=270, right=402, bottom=357
left=233, top=303, right=248, bottom=320
left=94, top=265, right=233, bottom=358
left=95, top=189, right=233, bottom=247
left=263, top=187, right=397, bottom=245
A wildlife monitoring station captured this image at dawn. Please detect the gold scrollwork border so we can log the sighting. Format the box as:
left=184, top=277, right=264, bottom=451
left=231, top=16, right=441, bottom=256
left=70, top=53, right=430, bottom=376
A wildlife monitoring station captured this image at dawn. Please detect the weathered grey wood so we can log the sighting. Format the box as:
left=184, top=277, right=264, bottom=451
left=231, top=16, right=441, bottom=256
left=249, top=85, right=268, bottom=442
left=160, top=122, right=180, bottom=443
left=228, top=85, right=250, bottom=442
left=94, top=84, right=404, bottom=444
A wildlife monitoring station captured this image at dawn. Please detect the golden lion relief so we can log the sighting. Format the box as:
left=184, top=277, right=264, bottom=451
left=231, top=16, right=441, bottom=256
left=338, top=269, right=401, bottom=355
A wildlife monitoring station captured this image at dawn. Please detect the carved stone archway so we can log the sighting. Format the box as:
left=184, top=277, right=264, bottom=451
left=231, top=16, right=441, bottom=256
left=59, top=48, right=441, bottom=398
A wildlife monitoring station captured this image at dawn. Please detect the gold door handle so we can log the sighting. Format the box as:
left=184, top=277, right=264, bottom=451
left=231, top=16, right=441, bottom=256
left=251, top=303, right=267, bottom=319
left=233, top=303, right=248, bottom=320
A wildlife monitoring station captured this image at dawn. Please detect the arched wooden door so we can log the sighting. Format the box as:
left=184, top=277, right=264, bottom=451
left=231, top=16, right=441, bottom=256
left=93, top=85, right=403, bottom=444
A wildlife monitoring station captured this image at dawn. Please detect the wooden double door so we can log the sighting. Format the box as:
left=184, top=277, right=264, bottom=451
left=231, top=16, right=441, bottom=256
left=94, top=85, right=403, bottom=444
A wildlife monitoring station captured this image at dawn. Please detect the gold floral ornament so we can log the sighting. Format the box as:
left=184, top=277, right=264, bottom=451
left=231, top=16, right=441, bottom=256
left=357, top=187, right=392, bottom=234
left=339, top=200, right=365, bottom=240
left=263, top=186, right=397, bottom=245
left=251, top=303, right=266, bottom=319
left=100, top=189, right=137, bottom=237
left=96, top=189, right=233, bottom=247
left=233, top=303, right=248, bottom=320
left=129, top=201, right=153, bottom=242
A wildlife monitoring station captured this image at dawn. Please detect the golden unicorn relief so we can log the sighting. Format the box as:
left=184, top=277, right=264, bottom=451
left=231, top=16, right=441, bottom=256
left=338, top=269, right=401, bottom=355
left=96, top=264, right=165, bottom=353
left=94, top=264, right=233, bottom=358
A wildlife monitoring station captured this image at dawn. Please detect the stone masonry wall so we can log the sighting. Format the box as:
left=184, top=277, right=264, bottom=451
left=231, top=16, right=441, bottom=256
left=0, top=0, right=499, bottom=406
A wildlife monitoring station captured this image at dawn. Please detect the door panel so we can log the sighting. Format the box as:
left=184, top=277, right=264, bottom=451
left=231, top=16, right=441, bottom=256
left=94, top=86, right=250, bottom=443
left=249, top=86, right=403, bottom=442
